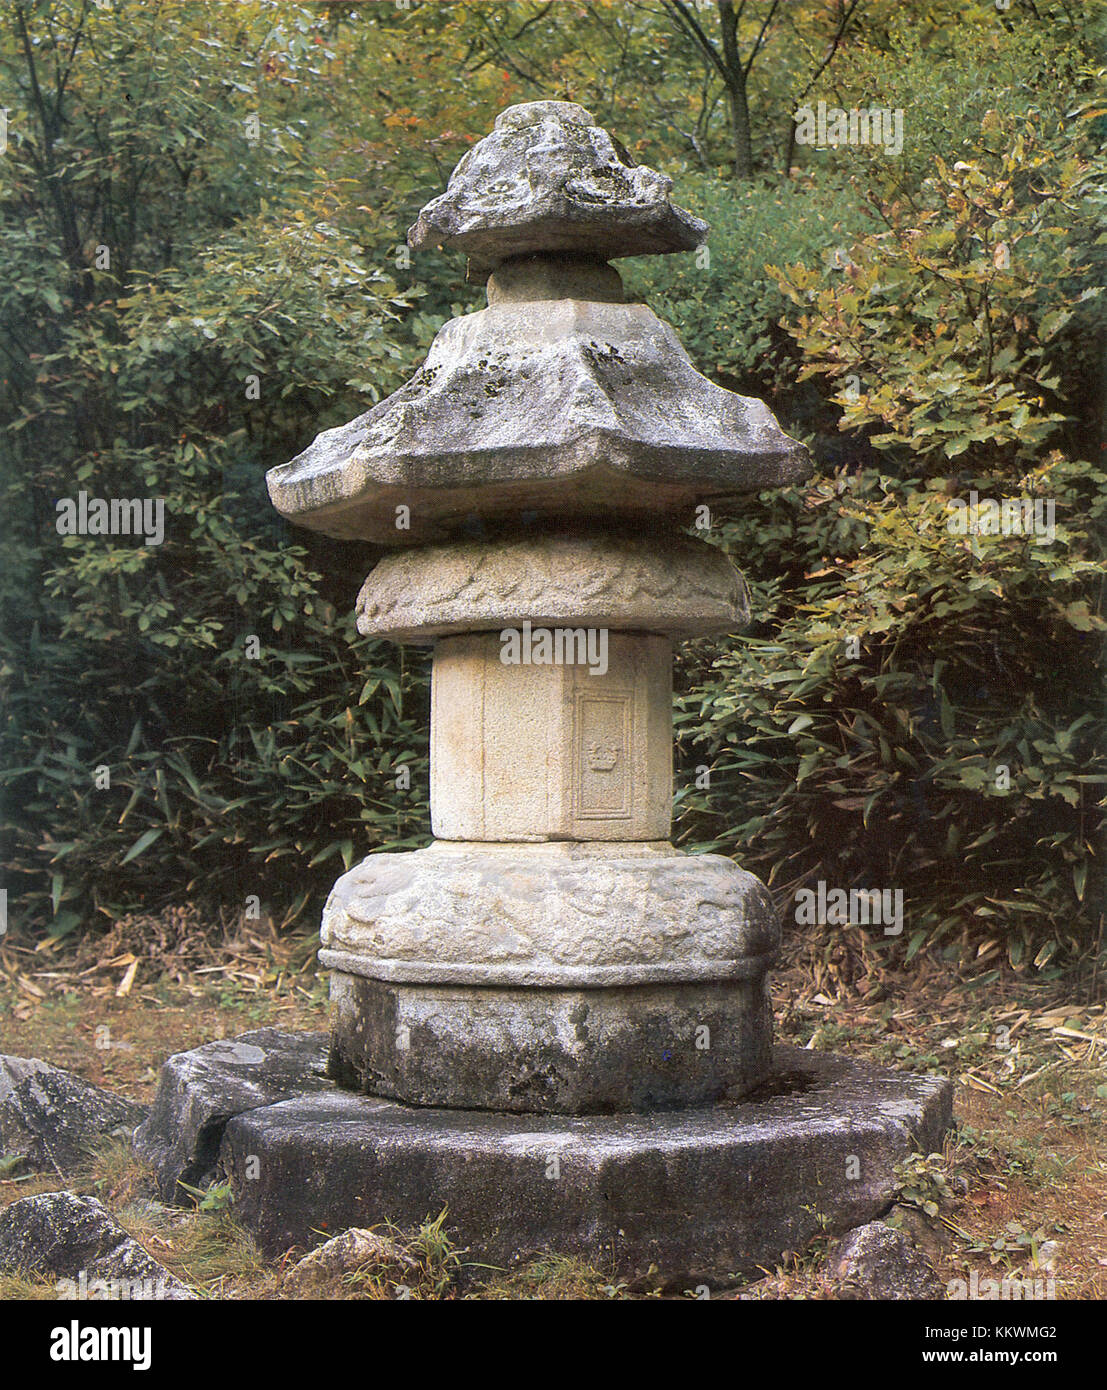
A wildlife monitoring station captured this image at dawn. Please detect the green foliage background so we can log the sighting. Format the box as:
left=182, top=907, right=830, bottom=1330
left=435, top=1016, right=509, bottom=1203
left=0, top=0, right=1103, bottom=977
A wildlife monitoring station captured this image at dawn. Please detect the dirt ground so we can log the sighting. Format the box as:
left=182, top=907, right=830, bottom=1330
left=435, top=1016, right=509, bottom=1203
left=1, top=911, right=1103, bottom=1300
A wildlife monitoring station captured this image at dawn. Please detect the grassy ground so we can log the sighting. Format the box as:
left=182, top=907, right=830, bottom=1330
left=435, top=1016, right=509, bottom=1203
left=1, top=913, right=1103, bottom=1300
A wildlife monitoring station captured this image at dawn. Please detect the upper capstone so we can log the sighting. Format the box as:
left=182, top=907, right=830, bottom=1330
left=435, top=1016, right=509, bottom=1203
left=407, top=101, right=708, bottom=264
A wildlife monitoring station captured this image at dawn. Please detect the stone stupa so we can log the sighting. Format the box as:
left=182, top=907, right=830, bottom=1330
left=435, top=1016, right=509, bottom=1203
left=137, top=102, right=951, bottom=1285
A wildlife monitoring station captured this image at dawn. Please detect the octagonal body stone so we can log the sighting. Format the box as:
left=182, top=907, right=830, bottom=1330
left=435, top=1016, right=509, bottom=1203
left=265, top=299, right=809, bottom=544
left=431, top=630, right=671, bottom=842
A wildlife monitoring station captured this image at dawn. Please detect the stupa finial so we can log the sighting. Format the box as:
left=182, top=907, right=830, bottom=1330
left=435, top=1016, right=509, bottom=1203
left=407, top=100, right=708, bottom=267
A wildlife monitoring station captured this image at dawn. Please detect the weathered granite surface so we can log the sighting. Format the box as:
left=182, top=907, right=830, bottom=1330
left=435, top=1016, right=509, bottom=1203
left=133, top=1029, right=329, bottom=1202
left=829, top=1220, right=945, bottom=1300
left=408, top=101, right=708, bottom=265
left=282, top=1227, right=420, bottom=1297
left=266, top=299, right=810, bottom=542
left=327, top=973, right=773, bottom=1112
left=267, top=99, right=809, bottom=546
left=0, top=1055, right=147, bottom=1175
left=0, top=1192, right=193, bottom=1299
left=430, top=633, right=673, bottom=841
left=252, top=97, right=954, bottom=1286
left=356, top=531, right=749, bottom=642
left=318, top=840, right=780, bottom=988
left=158, top=1032, right=953, bottom=1285
left=486, top=253, right=625, bottom=304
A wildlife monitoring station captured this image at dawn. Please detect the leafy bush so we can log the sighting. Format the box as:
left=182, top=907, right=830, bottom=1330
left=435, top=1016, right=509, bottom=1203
left=672, top=103, right=1106, bottom=968
left=623, top=168, right=875, bottom=402
left=0, top=2, right=432, bottom=938
left=769, top=115, right=1104, bottom=474
left=675, top=458, right=1105, bottom=968
left=1, top=0, right=1102, bottom=980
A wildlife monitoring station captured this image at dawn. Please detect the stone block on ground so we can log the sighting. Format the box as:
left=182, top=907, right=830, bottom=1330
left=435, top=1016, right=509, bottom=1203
left=139, top=1031, right=953, bottom=1286
left=221, top=1044, right=952, bottom=1286
left=133, top=1028, right=329, bottom=1202
left=0, top=1192, right=193, bottom=1299
left=0, top=1055, right=147, bottom=1175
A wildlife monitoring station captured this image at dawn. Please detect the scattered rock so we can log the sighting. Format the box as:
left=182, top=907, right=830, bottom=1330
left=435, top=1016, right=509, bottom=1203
left=829, top=1221, right=945, bottom=1300
left=283, top=1228, right=421, bottom=1297
left=886, top=1201, right=952, bottom=1264
left=0, top=1055, right=147, bottom=1175
left=0, top=1192, right=193, bottom=1299
left=134, top=1029, right=330, bottom=1202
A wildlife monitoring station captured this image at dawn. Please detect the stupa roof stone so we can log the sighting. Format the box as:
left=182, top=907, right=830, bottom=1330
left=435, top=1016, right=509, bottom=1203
left=266, top=299, right=809, bottom=543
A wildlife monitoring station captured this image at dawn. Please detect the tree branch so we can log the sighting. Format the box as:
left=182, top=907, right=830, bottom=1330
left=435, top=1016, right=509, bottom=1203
left=793, top=0, right=865, bottom=105
left=742, top=0, right=780, bottom=79
left=660, top=0, right=730, bottom=85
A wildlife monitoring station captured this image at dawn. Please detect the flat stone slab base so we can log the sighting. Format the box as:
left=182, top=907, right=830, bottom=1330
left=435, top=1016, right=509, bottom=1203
left=137, top=1031, right=952, bottom=1286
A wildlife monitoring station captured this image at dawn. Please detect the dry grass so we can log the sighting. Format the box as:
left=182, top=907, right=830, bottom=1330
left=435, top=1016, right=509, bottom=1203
left=758, top=947, right=1107, bottom=1302
left=0, top=911, right=327, bottom=1104
left=0, top=1272, right=59, bottom=1300
left=471, top=1252, right=632, bottom=1300
left=117, top=1203, right=276, bottom=1300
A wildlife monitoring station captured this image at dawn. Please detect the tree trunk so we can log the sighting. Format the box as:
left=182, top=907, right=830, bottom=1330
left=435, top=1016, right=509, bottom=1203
left=726, top=67, right=754, bottom=178
left=717, top=0, right=753, bottom=179
left=783, top=117, right=798, bottom=177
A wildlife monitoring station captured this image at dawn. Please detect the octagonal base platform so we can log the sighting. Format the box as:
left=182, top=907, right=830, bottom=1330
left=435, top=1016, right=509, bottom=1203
left=136, top=1030, right=952, bottom=1287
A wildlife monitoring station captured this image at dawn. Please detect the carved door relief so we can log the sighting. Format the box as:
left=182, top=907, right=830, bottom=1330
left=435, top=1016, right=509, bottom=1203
left=574, top=691, right=632, bottom=819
